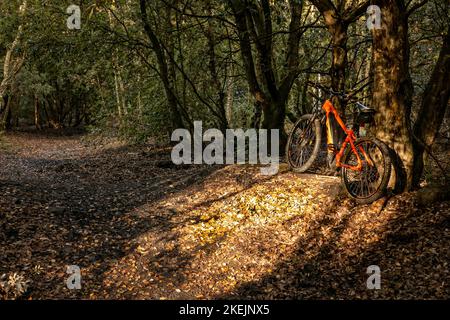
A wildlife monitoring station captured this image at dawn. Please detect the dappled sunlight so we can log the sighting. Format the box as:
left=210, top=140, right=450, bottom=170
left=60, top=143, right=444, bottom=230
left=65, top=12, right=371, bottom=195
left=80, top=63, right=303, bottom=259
left=221, top=193, right=449, bottom=299
left=95, top=165, right=343, bottom=298
left=1, top=133, right=448, bottom=299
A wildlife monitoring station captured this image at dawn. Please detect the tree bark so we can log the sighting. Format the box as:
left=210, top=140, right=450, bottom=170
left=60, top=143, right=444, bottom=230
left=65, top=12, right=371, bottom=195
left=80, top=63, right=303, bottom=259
left=108, top=2, right=127, bottom=121
left=226, top=75, right=234, bottom=127
left=229, top=0, right=304, bottom=150
left=34, top=95, right=42, bottom=130
left=372, top=0, right=415, bottom=191
left=412, top=24, right=450, bottom=186
left=140, top=0, right=185, bottom=132
left=327, top=17, right=349, bottom=113
left=0, top=1, right=27, bottom=131
left=0, top=95, right=11, bottom=131
left=310, top=0, right=369, bottom=115
left=204, top=1, right=228, bottom=132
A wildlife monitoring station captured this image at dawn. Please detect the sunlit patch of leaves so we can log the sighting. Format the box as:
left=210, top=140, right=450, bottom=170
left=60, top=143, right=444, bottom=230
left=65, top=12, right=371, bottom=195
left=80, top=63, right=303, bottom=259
left=185, top=175, right=325, bottom=245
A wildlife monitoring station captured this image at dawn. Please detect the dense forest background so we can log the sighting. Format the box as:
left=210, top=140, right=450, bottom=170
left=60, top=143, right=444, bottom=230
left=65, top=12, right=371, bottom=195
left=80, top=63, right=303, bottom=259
left=1, top=0, right=449, bottom=188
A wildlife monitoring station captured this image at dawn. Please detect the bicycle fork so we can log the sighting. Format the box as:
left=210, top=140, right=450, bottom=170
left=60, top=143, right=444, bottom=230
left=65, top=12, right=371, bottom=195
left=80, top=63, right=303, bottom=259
left=335, top=131, right=374, bottom=171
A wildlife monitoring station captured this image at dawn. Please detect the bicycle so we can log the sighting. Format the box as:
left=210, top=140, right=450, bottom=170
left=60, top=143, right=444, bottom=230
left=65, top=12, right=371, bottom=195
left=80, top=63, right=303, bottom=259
left=285, top=83, right=391, bottom=204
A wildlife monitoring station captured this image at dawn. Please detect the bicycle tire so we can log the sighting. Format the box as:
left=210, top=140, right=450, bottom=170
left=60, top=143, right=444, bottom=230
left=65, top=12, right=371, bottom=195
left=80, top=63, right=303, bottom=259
left=286, top=114, right=322, bottom=173
left=341, top=138, right=391, bottom=204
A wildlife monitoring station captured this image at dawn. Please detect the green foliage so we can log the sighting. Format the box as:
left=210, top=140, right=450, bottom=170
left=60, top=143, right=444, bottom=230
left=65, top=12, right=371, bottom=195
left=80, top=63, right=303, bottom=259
left=0, top=0, right=447, bottom=144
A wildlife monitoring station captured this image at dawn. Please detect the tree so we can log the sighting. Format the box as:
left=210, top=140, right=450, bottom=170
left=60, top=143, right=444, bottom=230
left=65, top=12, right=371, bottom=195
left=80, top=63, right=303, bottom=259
left=371, top=0, right=415, bottom=191
left=227, top=0, right=305, bottom=147
left=371, top=0, right=449, bottom=191
left=309, top=0, right=369, bottom=114
left=413, top=24, right=450, bottom=186
left=139, top=0, right=186, bottom=131
left=0, top=0, right=27, bottom=130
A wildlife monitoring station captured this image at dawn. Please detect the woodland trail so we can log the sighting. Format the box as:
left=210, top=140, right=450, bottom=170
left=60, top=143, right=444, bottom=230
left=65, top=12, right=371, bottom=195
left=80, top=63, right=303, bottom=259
left=0, top=131, right=448, bottom=299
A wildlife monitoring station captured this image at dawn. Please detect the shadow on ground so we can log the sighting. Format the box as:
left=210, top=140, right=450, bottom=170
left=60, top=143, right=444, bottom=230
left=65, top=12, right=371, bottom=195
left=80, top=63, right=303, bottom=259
left=218, top=194, right=449, bottom=299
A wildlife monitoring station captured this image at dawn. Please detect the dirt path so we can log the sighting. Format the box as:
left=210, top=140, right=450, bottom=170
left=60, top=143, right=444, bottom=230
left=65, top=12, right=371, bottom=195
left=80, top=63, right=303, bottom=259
left=0, top=132, right=448, bottom=299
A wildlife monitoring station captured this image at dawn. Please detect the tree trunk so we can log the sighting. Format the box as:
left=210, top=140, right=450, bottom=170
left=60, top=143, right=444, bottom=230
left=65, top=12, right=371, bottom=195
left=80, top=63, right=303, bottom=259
left=229, top=0, right=303, bottom=151
left=372, top=0, right=415, bottom=191
left=108, top=3, right=127, bottom=121
left=205, top=1, right=228, bottom=132
left=329, top=21, right=349, bottom=114
left=0, top=0, right=27, bottom=132
left=261, top=97, right=288, bottom=149
left=412, top=25, right=450, bottom=186
left=140, top=0, right=185, bottom=132
left=35, top=95, right=42, bottom=130
left=226, top=75, right=234, bottom=127
left=0, top=95, right=11, bottom=131
left=300, top=75, right=310, bottom=115
left=310, top=0, right=369, bottom=116
left=113, top=70, right=123, bottom=119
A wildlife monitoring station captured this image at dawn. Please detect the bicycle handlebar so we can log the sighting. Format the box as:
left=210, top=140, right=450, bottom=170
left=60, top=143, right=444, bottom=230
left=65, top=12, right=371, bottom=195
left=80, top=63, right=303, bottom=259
left=307, top=81, right=358, bottom=102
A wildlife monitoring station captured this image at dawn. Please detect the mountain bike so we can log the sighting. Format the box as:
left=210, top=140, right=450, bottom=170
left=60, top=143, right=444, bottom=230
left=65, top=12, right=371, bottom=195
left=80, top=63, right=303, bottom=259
left=286, top=83, right=391, bottom=204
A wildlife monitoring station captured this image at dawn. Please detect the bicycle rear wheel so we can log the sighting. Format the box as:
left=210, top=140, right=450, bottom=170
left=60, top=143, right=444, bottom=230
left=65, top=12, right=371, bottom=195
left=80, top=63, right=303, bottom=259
left=341, top=138, right=391, bottom=204
left=286, top=114, right=322, bottom=172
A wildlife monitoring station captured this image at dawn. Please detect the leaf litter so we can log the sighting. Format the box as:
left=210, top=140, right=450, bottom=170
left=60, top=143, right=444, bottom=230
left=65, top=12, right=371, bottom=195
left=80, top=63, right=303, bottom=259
left=0, top=131, right=448, bottom=299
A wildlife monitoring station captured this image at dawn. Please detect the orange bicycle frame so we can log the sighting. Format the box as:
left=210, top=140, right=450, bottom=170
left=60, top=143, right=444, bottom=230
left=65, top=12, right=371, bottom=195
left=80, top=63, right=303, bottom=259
left=322, top=100, right=373, bottom=172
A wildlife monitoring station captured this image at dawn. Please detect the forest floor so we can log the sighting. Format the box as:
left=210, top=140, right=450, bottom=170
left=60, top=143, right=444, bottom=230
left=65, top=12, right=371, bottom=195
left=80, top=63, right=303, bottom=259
left=0, top=130, right=449, bottom=300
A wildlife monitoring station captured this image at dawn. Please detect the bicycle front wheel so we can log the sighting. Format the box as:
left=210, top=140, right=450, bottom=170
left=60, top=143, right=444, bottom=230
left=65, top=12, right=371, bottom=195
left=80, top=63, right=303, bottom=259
left=341, top=138, right=391, bottom=204
left=286, top=114, right=322, bottom=172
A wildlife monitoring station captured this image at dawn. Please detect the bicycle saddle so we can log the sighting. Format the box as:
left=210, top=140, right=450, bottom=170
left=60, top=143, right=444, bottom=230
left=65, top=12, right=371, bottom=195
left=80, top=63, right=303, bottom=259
left=355, top=102, right=375, bottom=113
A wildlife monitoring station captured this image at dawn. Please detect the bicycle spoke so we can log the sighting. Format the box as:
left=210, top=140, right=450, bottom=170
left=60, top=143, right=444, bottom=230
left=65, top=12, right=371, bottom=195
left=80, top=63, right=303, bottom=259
left=288, top=118, right=317, bottom=170
left=342, top=139, right=388, bottom=200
